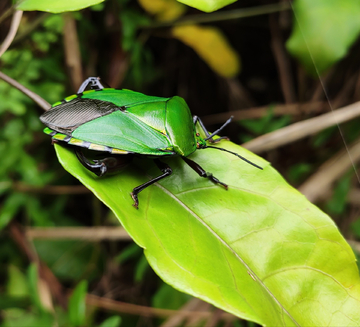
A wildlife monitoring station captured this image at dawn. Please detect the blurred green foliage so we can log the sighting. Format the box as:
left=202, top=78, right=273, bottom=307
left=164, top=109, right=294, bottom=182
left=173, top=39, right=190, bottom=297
left=1, top=0, right=360, bottom=326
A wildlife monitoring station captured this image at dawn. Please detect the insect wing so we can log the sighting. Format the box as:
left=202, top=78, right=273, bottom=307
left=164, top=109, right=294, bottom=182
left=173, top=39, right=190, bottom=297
left=72, top=110, right=172, bottom=155
left=165, top=96, right=196, bottom=156
left=126, top=96, right=197, bottom=157
left=40, top=97, right=118, bottom=135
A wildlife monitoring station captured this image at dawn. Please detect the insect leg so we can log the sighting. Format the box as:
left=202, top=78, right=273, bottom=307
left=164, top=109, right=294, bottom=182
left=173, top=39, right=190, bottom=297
left=75, top=149, right=130, bottom=177
left=193, top=115, right=212, bottom=139
left=77, top=77, right=105, bottom=93
left=75, top=149, right=108, bottom=176
left=131, top=159, right=172, bottom=209
left=181, top=156, right=228, bottom=190
left=193, top=116, right=230, bottom=143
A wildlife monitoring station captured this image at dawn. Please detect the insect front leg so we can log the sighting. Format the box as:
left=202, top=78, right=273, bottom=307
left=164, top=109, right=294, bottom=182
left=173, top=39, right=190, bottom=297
left=131, top=159, right=172, bottom=209
left=181, top=156, right=228, bottom=190
left=193, top=116, right=230, bottom=143
left=75, top=149, right=130, bottom=177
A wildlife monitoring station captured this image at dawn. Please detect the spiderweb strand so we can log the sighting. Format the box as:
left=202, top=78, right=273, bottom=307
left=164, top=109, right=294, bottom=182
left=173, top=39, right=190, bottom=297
left=287, top=0, right=360, bottom=184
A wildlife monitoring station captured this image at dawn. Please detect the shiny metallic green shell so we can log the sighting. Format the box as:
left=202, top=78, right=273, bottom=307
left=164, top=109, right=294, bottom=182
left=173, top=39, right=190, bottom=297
left=40, top=88, right=197, bottom=157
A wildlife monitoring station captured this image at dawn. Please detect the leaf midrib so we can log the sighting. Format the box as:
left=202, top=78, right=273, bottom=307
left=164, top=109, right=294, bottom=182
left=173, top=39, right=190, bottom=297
left=154, top=182, right=300, bottom=326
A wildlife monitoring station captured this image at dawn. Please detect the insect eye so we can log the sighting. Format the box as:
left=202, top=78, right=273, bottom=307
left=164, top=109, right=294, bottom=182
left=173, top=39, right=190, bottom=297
left=196, top=133, right=200, bottom=137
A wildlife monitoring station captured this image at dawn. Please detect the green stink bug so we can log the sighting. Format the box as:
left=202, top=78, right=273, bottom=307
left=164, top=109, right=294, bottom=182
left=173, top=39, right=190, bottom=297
left=40, top=77, right=262, bottom=208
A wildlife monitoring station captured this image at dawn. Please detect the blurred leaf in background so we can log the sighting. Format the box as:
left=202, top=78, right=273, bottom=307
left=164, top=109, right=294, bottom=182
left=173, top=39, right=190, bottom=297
left=16, top=0, right=106, bottom=13
left=287, top=0, right=360, bottom=75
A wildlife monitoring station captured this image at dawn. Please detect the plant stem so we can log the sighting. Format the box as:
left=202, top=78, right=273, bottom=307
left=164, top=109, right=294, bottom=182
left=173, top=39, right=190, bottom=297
left=0, top=10, right=23, bottom=57
left=0, top=71, right=51, bottom=110
left=13, top=12, right=50, bottom=45
left=242, top=101, right=360, bottom=153
left=0, top=6, right=14, bottom=25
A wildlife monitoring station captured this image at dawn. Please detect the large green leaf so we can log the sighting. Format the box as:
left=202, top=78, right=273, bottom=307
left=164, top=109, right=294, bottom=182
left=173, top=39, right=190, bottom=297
left=176, top=0, right=236, bottom=12
left=16, top=0, right=105, bottom=13
left=286, top=0, right=360, bottom=75
left=55, top=142, right=360, bottom=326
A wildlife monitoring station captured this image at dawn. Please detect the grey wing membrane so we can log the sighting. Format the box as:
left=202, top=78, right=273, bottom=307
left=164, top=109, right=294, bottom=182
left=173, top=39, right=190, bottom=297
left=40, top=98, right=118, bottom=135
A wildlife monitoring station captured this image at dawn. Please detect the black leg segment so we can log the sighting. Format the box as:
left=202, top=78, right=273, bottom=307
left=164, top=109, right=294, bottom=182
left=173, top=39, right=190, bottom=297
left=75, top=149, right=131, bottom=176
left=193, top=115, right=231, bottom=143
left=181, top=156, right=228, bottom=190
left=77, top=77, right=105, bottom=93
left=131, top=159, right=173, bottom=209
left=76, top=149, right=107, bottom=176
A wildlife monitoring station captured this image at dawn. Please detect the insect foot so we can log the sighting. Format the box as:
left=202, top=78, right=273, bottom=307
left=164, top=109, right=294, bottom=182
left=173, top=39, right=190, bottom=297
left=207, top=173, right=229, bottom=190
left=131, top=192, right=139, bottom=209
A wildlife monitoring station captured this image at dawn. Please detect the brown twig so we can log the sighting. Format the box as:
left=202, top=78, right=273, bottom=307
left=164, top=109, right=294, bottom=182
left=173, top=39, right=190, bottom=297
left=160, top=298, right=204, bottom=327
left=26, top=227, right=132, bottom=241
left=348, top=189, right=360, bottom=206
left=63, top=13, right=83, bottom=91
left=298, top=138, right=360, bottom=203
left=354, top=70, right=360, bottom=101
left=242, top=101, right=360, bottom=153
left=0, top=71, right=51, bottom=110
left=269, top=14, right=296, bottom=104
left=204, top=308, right=225, bottom=327
left=14, top=182, right=90, bottom=194
left=0, top=10, right=23, bottom=57
left=347, top=240, right=360, bottom=253
left=86, top=293, right=234, bottom=321
left=332, top=74, right=358, bottom=109
left=310, top=69, right=333, bottom=103
left=9, top=222, right=67, bottom=307
left=202, top=101, right=324, bottom=125
left=184, top=301, right=212, bottom=326
left=13, top=12, right=50, bottom=45
left=9, top=222, right=39, bottom=263
left=0, top=5, right=15, bottom=25
left=227, top=79, right=255, bottom=109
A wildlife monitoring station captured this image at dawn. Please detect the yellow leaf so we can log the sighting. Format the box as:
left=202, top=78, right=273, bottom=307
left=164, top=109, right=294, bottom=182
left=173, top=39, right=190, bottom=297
left=172, top=24, right=240, bottom=78
left=137, top=0, right=186, bottom=21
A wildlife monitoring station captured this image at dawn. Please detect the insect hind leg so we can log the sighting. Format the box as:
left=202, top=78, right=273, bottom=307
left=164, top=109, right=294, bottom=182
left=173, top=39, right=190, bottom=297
left=131, top=159, right=172, bottom=209
left=182, top=156, right=228, bottom=190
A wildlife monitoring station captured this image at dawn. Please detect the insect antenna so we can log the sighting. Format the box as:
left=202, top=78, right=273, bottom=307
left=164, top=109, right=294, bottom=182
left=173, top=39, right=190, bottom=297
left=203, top=145, right=263, bottom=170
left=204, top=116, right=233, bottom=141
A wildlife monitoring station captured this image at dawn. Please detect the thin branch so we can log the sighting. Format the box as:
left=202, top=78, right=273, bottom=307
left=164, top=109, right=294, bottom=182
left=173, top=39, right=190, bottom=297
left=242, top=101, right=360, bottom=153
left=63, top=13, right=83, bottom=91
left=26, top=227, right=132, bottom=241
left=347, top=240, right=360, bottom=253
left=0, top=10, right=23, bottom=57
left=184, top=301, right=212, bottom=327
left=13, top=12, right=50, bottom=45
left=0, top=6, right=14, bottom=25
left=298, top=138, right=360, bottom=203
left=348, top=189, right=360, bottom=206
left=160, top=299, right=205, bottom=327
left=9, top=222, right=67, bottom=308
left=269, top=14, right=296, bottom=104
left=202, top=101, right=324, bottom=125
left=143, top=2, right=290, bottom=28
left=0, top=71, right=50, bottom=110
left=14, top=182, right=90, bottom=194
left=85, top=293, right=234, bottom=321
